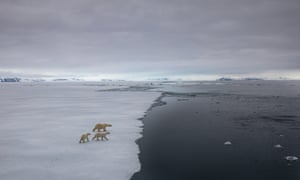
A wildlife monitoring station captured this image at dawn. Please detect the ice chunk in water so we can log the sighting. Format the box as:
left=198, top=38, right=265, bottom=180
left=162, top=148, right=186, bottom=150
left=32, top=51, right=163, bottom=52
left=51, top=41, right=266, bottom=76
left=274, top=144, right=283, bottom=148
left=285, top=156, right=298, bottom=161
left=224, top=141, right=232, bottom=145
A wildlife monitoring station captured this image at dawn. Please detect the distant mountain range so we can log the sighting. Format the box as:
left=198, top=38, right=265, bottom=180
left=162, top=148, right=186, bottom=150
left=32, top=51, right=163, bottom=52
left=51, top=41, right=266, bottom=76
left=0, top=77, right=127, bottom=82
left=0, top=78, right=21, bottom=82
left=217, top=77, right=264, bottom=81
left=0, top=76, right=292, bottom=82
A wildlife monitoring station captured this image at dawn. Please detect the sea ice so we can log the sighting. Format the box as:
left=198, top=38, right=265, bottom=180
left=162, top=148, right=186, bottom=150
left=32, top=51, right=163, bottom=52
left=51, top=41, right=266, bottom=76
left=0, top=82, right=160, bottom=180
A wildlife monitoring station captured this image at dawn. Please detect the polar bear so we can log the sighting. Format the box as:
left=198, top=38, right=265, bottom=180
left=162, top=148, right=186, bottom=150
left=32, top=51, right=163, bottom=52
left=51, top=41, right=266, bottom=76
left=92, top=123, right=112, bottom=132
left=92, top=132, right=110, bottom=141
left=79, top=133, right=91, bottom=143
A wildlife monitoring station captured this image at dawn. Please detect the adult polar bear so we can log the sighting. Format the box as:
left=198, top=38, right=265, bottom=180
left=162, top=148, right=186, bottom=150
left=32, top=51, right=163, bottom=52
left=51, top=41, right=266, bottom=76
left=93, top=123, right=112, bottom=132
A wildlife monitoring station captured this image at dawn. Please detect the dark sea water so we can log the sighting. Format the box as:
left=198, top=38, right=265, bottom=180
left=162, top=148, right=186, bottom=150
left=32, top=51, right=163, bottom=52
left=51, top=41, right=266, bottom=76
left=131, top=81, right=300, bottom=180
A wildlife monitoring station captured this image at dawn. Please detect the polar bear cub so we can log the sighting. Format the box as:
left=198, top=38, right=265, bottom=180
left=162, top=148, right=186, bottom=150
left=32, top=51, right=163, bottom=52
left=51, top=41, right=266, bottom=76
left=79, top=133, right=91, bottom=143
left=92, top=132, right=110, bottom=141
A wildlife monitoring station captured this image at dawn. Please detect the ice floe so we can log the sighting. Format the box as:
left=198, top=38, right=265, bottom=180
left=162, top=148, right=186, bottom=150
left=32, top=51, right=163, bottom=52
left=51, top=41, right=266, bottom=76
left=224, top=141, right=232, bottom=145
left=285, top=156, right=298, bottom=161
left=274, top=144, right=283, bottom=148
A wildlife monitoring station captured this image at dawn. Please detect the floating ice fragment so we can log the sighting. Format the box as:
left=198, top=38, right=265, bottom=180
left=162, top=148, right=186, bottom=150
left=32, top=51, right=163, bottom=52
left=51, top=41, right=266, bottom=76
left=274, top=144, right=283, bottom=148
left=285, top=156, right=298, bottom=161
left=224, top=141, right=232, bottom=145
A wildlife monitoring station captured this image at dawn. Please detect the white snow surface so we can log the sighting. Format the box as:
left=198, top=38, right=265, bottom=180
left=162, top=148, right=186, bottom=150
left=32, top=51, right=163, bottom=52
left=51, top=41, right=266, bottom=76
left=0, top=82, right=160, bottom=180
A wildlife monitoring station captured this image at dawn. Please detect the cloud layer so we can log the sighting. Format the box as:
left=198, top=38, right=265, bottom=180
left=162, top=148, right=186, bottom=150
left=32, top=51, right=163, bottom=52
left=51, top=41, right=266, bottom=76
left=0, top=0, right=299, bottom=79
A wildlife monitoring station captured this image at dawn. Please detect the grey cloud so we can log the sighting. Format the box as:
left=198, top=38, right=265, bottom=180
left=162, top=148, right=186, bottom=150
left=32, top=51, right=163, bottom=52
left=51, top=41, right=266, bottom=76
left=0, top=0, right=299, bottom=78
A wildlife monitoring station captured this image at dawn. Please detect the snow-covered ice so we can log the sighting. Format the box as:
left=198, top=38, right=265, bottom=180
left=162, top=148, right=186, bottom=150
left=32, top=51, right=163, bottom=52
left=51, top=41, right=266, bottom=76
left=0, top=82, right=160, bottom=180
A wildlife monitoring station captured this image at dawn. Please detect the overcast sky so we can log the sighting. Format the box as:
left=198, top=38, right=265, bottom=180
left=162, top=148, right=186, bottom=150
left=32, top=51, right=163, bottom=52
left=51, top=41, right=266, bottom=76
left=0, top=0, right=299, bottom=80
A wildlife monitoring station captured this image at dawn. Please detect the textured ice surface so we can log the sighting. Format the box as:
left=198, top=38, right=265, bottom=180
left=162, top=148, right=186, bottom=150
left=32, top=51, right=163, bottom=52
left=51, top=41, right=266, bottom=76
left=0, top=82, right=160, bottom=180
